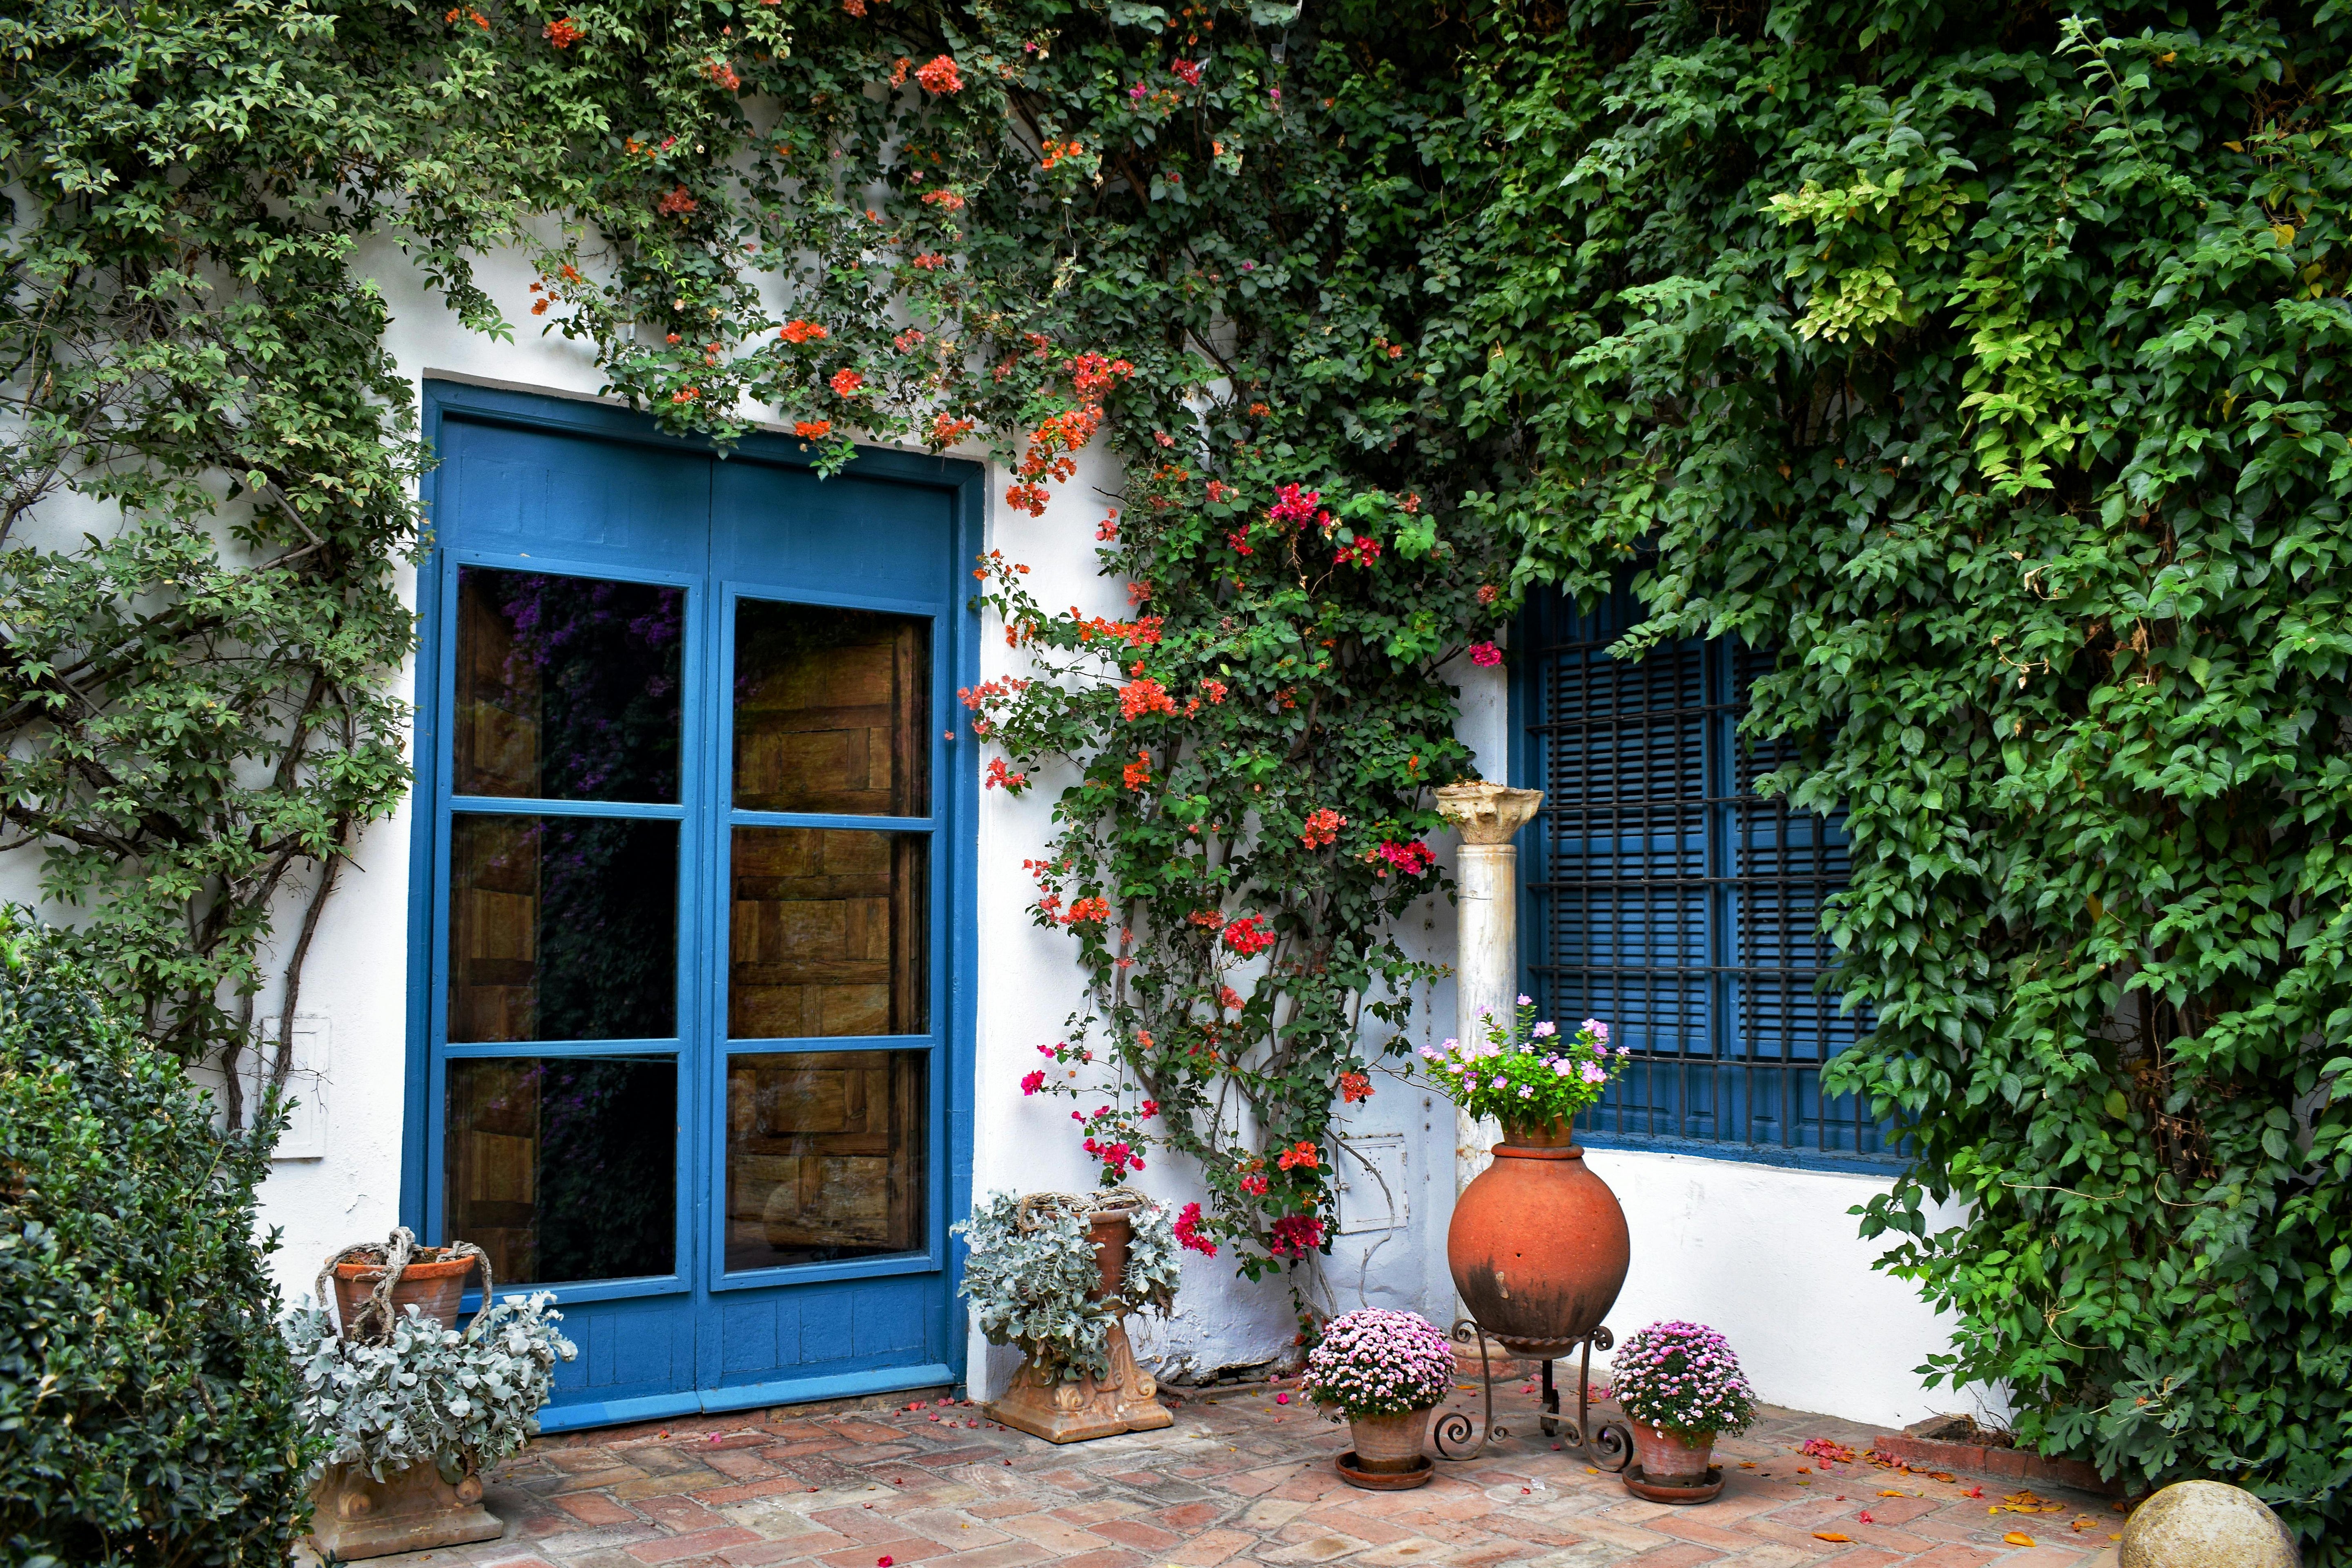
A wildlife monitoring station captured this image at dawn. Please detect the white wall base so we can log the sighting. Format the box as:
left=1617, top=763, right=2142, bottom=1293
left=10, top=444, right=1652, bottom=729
left=1580, top=1147, right=1983, bottom=1431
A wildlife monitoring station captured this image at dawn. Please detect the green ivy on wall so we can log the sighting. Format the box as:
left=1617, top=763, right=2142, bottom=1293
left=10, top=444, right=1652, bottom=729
left=1464, top=0, right=2352, bottom=1549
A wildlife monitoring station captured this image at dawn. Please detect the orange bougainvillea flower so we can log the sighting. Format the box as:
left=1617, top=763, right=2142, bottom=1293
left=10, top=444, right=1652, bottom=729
left=1118, top=677, right=1176, bottom=722
left=794, top=421, right=832, bottom=440
left=828, top=367, right=866, bottom=397
left=1300, top=808, right=1346, bottom=849
left=914, top=54, right=963, bottom=94
left=1121, top=750, right=1152, bottom=790
left=779, top=318, right=828, bottom=343
left=1275, top=1141, right=1319, bottom=1170
left=542, top=16, right=581, bottom=46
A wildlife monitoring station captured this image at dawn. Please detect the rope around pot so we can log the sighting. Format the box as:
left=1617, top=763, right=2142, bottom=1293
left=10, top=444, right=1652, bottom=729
left=316, top=1226, right=494, bottom=1343
left=1011, top=1188, right=1150, bottom=1231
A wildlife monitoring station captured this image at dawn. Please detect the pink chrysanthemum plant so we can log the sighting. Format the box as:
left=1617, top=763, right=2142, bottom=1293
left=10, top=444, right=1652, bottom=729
left=1608, top=1321, right=1758, bottom=1437
left=1299, top=1308, right=1457, bottom=1419
left=1416, top=998, right=1626, bottom=1138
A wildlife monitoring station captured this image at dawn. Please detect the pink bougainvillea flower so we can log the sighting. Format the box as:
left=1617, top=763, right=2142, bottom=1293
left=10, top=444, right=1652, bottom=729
left=1470, top=641, right=1503, bottom=667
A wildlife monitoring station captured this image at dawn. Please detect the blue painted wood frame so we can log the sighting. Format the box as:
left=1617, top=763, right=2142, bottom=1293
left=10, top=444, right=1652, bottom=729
left=402, top=379, right=984, bottom=1430
left=1508, top=587, right=1896, bottom=1175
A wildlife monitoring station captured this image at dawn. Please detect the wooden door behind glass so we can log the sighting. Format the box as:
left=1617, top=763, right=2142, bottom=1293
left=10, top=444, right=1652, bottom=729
left=722, top=599, right=931, bottom=1278
left=443, top=565, right=686, bottom=1289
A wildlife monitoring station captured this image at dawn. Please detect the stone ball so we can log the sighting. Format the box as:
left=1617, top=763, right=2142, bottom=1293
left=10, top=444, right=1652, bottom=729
left=2120, top=1480, right=2300, bottom=1568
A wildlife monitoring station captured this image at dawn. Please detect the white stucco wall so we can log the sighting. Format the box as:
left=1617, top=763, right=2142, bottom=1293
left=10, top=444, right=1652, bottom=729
left=4, top=237, right=1969, bottom=1433
left=1581, top=1149, right=1980, bottom=1430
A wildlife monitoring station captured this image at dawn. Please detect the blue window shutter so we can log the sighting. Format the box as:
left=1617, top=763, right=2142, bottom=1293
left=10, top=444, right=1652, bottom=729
left=1517, top=587, right=1893, bottom=1169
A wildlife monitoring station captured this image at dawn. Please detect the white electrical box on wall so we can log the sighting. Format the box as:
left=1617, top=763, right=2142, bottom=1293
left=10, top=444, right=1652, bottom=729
left=245, top=1016, right=329, bottom=1159
left=1335, top=1134, right=1408, bottom=1234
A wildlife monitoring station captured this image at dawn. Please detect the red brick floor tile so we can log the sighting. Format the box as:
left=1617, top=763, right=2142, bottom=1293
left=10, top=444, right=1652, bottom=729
left=1888, top=1547, right=1998, bottom=1568
left=626, top=1528, right=764, bottom=1564
left=942, top=1545, right=1056, bottom=1568
left=1163, top=1527, right=1260, bottom=1565
left=1613, top=1549, right=1734, bottom=1568
left=1085, top=1518, right=1181, bottom=1551
left=558, top=1494, right=644, bottom=1527
left=641, top=1497, right=731, bottom=1532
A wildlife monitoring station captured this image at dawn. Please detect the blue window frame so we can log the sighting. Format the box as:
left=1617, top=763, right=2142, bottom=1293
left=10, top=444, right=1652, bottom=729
left=1512, top=586, right=1896, bottom=1171
left=401, top=380, right=983, bottom=1428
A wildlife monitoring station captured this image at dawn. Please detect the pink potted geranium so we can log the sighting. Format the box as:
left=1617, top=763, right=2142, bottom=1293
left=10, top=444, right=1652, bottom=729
left=1609, top=1321, right=1757, bottom=1486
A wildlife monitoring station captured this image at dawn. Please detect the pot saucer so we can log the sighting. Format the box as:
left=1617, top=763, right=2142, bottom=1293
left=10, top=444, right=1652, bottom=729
left=1621, top=1463, right=1724, bottom=1503
left=1336, top=1452, right=1434, bottom=1490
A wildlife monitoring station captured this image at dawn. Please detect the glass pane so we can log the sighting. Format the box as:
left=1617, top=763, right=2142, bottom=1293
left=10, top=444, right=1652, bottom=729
left=445, top=1057, right=677, bottom=1286
left=725, top=1050, right=927, bottom=1270
left=448, top=815, right=678, bottom=1041
left=457, top=567, right=684, bottom=803
left=729, top=829, right=927, bottom=1038
left=733, top=600, right=929, bottom=815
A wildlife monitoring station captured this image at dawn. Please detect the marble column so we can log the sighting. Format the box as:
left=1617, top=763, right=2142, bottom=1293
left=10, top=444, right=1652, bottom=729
left=1434, top=782, right=1546, bottom=1194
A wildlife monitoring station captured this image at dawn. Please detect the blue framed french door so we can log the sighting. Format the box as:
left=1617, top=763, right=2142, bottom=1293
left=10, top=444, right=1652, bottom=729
left=404, top=380, right=981, bottom=1430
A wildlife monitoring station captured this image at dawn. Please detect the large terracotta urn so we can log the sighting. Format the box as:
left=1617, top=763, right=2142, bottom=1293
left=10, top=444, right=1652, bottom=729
left=1446, top=1120, right=1629, bottom=1357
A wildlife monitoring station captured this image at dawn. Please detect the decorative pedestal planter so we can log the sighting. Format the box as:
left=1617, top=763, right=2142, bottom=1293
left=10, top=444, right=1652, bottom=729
left=984, top=1209, right=1174, bottom=1443
left=987, top=1318, right=1173, bottom=1444
left=306, top=1461, right=503, bottom=1560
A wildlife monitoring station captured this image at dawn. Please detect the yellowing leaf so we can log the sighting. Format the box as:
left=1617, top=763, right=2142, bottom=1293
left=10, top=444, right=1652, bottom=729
left=1813, top=1533, right=1852, bottom=1544
left=2004, top=1532, right=2036, bottom=1547
left=1878, top=1489, right=1904, bottom=1497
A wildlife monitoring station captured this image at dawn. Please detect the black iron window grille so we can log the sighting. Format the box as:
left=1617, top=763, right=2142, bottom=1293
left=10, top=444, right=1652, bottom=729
left=1516, top=588, right=1897, bottom=1166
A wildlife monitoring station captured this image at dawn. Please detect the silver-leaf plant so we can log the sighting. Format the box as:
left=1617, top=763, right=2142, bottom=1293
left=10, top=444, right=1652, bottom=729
left=281, top=1294, right=577, bottom=1482
left=953, top=1192, right=1179, bottom=1383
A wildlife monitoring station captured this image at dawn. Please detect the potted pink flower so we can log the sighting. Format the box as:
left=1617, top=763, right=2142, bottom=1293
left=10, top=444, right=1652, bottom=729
left=1608, top=1321, right=1757, bottom=1486
left=1300, top=1308, right=1456, bottom=1486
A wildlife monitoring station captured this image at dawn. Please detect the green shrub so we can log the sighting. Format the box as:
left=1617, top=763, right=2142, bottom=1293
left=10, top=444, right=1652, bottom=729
left=0, top=916, right=315, bottom=1565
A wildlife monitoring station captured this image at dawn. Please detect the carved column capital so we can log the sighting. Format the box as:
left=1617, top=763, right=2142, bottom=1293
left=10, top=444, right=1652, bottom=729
left=1435, top=781, right=1546, bottom=845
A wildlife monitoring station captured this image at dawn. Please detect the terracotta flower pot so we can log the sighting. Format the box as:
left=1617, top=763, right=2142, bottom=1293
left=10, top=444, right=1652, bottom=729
left=1087, top=1210, right=1131, bottom=1300
left=1347, top=1407, right=1434, bottom=1473
left=332, top=1252, right=479, bottom=1334
left=1445, top=1120, right=1629, bottom=1358
left=1630, top=1420, right=1715, bottom=1483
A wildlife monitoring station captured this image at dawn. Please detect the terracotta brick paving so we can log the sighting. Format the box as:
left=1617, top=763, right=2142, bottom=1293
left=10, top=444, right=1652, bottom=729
left=358, top=1381, right=2130, bottom=1568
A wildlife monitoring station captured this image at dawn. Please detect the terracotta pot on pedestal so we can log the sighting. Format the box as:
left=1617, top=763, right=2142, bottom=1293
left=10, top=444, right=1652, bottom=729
left=1446, top=1120, right=1630, bottom=1359
left=984, top=1208, right=1174, bottom=1444
left=1630, top=1421, right=1715, bottom=1483
left=331, top=1252, right=479, bottom=1333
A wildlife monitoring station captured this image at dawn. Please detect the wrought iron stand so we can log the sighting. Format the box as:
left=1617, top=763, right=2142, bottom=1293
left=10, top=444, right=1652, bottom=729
left=1432, top=1319, right=1632, bottom=1470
